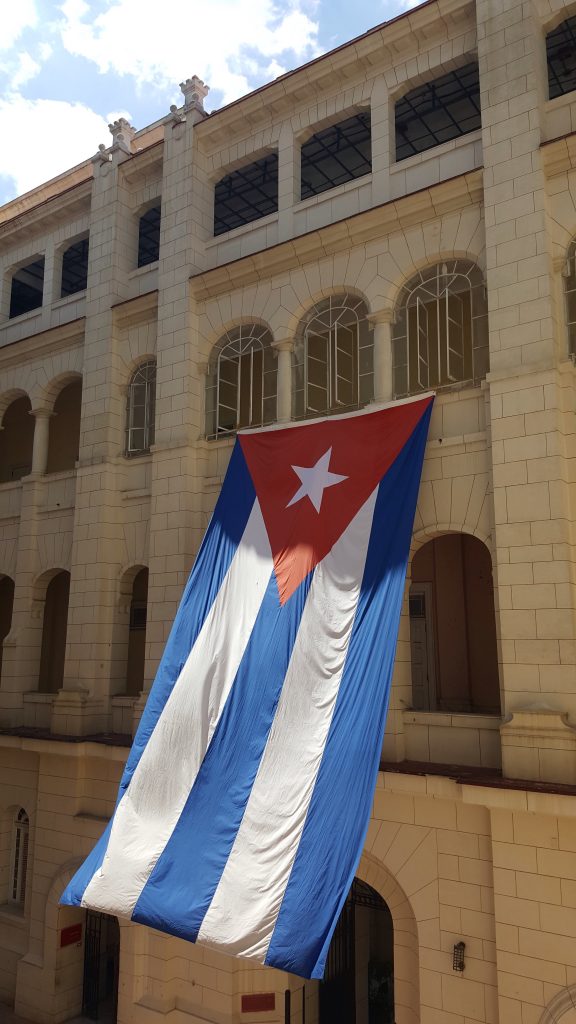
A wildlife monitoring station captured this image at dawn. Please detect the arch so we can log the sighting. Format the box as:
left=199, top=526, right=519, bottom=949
left=38, top=570, right=70, bottom=693
left=356, top=851, right=420, bottom=1024
left=125, top=359, right=156, bottom=455
left=409, top=532, right=501, bottom=714
left=273, top=284, right=372, bottom=342
left=540, top=985, right=576, bottom=1023
left=292, top=292, right=373, bottom=419
left=125, top=567, right=149, bottom=696
left=0, top=393, right=34, bottom=483
left=46, top=378, right=82, bottom=473
left=205, top=323, right=276, bottom=437
left=392, top=259, right=489, bottom=398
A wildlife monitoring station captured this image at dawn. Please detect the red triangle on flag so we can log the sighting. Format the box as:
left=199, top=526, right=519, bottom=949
left=239, top=396, right=433, bottom=605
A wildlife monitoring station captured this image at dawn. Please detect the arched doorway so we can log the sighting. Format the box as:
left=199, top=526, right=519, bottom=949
left=82, top=910, right=120, bottom=1022
left=0, top=395, right=34, bottom=481
left=320, top=878, right=394, bottom=1024
left=46, top=379, right=82, bottom=473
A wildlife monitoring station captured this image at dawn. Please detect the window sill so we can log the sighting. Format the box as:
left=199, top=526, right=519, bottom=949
left=403, top=710, right=501, bottom=730
left=207, top=212, right=279, bottom=247
left=295, top=172, right=373, bottom=211
left=391, top=129, right=482, bottom=171
left=23, top=692, right=56, bottom=704
left=52, top=291, right=86, bottom=309
left=129, top=262, right=159, bottom=278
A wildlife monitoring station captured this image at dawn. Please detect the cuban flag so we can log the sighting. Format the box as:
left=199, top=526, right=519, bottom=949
left=61, top=394, right=433, bottom=979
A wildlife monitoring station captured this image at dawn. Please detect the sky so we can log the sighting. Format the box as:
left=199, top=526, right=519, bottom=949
left=0, top=0, right=420, bottom=207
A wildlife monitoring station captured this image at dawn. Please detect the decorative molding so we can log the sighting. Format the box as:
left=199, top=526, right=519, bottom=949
left=0, top=318, right=85, bottom=371
left=111, top=289, right=159, bottom=329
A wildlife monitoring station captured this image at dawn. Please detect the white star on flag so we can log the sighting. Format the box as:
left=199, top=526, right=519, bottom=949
left=286, top=447, right=348, bottom=513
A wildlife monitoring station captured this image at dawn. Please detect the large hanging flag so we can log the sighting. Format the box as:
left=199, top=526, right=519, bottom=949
left=61, top=394, right=433, bottom=979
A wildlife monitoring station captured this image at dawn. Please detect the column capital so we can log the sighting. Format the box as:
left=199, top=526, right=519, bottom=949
left=367, top=308, right=395, bottom=326
left=29, top=406, right=53, bottom=419
left=271, top=337, right=294, bottom=354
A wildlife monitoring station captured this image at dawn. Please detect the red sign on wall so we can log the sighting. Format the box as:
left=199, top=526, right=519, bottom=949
left=60, top=923, right=83, bottom=947
left=241, top=993, right=275, bottom=1013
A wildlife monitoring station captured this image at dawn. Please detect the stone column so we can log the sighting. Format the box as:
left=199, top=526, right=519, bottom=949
left=368, top=309, right=394, bottom=403
left=30, top=408, right=51, bottom=476
left=273, top=339, right=293, bottom=422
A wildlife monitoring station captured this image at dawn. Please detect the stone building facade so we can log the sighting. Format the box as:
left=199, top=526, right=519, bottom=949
left=2, top=0, right=576, bottom=1021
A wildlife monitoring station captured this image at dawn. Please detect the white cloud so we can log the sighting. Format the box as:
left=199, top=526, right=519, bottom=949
left=1, top=2, right=38, bottom=51
left=3, top=52, right=42, bottom=90
left=0, top=94, right=109, bottom=199
left=58, top=0, right=320, bottom=105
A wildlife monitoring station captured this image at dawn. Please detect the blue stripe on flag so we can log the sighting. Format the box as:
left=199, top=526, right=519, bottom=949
left=131, top=566, right=312, bottom=939
left=264, top=402, right=432, bottom=978
left=61, top=440, right=256, bottom=908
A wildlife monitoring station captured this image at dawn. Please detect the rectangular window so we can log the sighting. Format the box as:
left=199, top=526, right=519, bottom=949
left=61, top=237, right=89, bottom=296
left=395, top=62, right=481, bottom=162
left=214, top=154, right=278, bottom=236
left=9, top=257, right=45, bottom=318
left=547, top=17, right=576, bottom=99
left=300, top=112, right=372, bottom=201
left=137, top=205, right=161, bottom=267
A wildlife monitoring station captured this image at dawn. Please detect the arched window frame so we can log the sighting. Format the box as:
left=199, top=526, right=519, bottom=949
left=125, top=360, right=156, bottom=456
left=293, top=293, right=373, bottom=419
left=392, top=260, right=488, bottom=399
left=563, top=239, right=576, bottom=356
left=10, top=808, right=29, bottom=907
left=205, top=324, right=277, bottom=438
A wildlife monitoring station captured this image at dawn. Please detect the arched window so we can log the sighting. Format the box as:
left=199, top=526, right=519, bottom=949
left=126, top=361, right=156, bottom=455
left=564, top=240, right=576, bottom=356
left=0, top=395, right=34, bottom=482
left=293, top=294, right=373, bottom=419
left=38, top=571, right=70, bottom=693
left=409, top=534, right=500, bottom=714
left=392, top=261, right=488, bottom=398
left=46, top=380, right=82, bottom=473
left=10, top=808, right=29, bottom=906
left=205, top=324, right=276, bottom=437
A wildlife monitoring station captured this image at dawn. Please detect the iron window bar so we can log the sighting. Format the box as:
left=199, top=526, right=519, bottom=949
left=547, top=16, right=576, bottom=99
left=301, top=112, right=372, bottom=200
left=395, top=62, right=481, bottom=162
left=125, top=360, right=157, bottom=455
left=207, top=323, right=276, bottom=437
left=61, top=237, right=89, bottom=296
left=214, top=154, right=279, bottom=236
left=137, top=206, right=161, bottom=267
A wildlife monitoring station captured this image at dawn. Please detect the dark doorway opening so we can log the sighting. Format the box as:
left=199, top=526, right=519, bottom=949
left=320, top=878, right=394, bottom=1024
left=82, top=910, right=120, bottom=1022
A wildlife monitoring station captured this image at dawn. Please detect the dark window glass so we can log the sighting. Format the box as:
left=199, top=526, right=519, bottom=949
left=9, top=258, right=45, bottom=318
left=395, top=62, right=481, bottom=162
left=300, top=112, right=372, bottom=200
left=214, top=154, right=278, bottom=236
left=547, top=17, right=576, bottom=99
left=138, top=205, right=161, bottom=267
left=61, top=237, right=89, bottom=297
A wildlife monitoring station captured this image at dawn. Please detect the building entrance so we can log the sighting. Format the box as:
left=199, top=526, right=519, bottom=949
left=320, top=878, right=394, bottom=1024
left=82, top=910, right=120, bottom=1022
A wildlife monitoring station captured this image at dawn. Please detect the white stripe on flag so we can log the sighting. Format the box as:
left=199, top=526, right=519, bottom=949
left=82, top=499, right=273, bottom=918
left=196, top=488, right=377, bottom=961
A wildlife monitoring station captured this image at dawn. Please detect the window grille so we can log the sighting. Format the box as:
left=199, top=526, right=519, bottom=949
left=61, top=237, right=89, bottom=296
left=9, top=258, right=45, bottom=319
left=10, top=808, right=29, bottom=906
left=137, top=206, right=161, bottom=267
left=292, top=294, right=373, bottom=419
left=126, top=361, right=156, bottom=455
left=392, top=261, right=488, bottom=398
left=547, top=17, right=576, bottom=99
left=205, top=325, right=277, bottom=437
left=300, top=112, right=372, bottom=200
left=214, top=155, right=278, bottom=236
left=395, top=62, right=481, bottom=162
left=564, top=240, right=576, bottom=355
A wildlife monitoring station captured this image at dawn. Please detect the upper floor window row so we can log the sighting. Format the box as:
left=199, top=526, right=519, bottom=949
left=547, top=15, right=576, bottom=100
left=395, top=62, right=481, bottom=162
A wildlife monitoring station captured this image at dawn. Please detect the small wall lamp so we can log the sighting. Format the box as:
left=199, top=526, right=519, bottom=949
left=452, top=941, right=466, bottom=972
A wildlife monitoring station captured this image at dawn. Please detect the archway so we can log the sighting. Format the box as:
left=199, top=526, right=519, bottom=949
left=83, top=910, right=120, bottom=1022
left=46, top=380, right=82, bottom=473
left=0, top=395, right=33, bottom=482
left=319, top=878, right=394, bottom=1024
left=409, top=533, right=500, bottom=713
left=0, top=574, right=15, bottom=682
left=38, top=571, right=70, bottom=693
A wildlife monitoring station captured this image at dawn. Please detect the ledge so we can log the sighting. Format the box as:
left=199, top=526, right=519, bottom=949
left=379, top=758, right=576, bottom=798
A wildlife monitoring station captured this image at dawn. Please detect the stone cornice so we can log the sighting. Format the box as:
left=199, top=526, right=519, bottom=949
left=0, top=179, right=92, bottom=248
left=190, top=168, right=483, bottom=300
left=111, top=289, right=159, bottom=328
left=541, top=130, right=576, bottom=177
left=120, top=141, right=164, bottom=186
left=196, top=0, right=474, bottom=149
left=0, top=317, right=85, bottom=370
